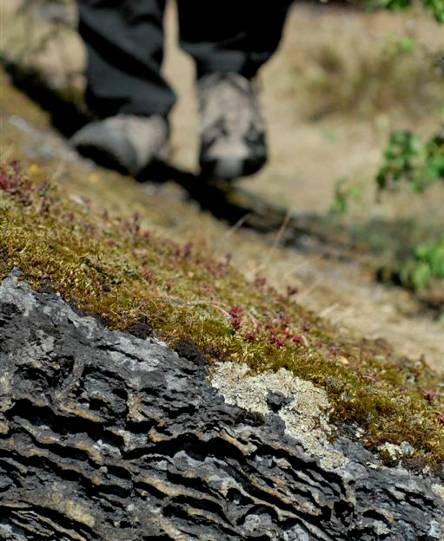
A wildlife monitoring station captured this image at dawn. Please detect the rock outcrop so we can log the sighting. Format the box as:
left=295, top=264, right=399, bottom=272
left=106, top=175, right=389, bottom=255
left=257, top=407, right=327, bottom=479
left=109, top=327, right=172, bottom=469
left=0, top=273, right=443, bottom=540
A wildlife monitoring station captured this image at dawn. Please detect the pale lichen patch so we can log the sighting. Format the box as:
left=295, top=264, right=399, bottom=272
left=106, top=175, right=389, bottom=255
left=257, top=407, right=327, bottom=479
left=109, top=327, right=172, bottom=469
left=377, top=441, right=415, bottom=463
left=432, top=483, right=444, bottom=502
left=210, top=362, right=346, bottom=470
left=0, top=272, right=37, bottom=317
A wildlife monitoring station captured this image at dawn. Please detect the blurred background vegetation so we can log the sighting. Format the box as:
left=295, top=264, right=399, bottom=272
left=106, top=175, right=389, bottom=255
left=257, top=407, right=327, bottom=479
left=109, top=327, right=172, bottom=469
left=1, top=0, right=443, bottom=304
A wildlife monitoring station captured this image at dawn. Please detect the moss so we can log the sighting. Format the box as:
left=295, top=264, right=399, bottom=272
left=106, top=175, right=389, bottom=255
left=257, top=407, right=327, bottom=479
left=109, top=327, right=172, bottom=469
left=1, top=160, right=443, bottom=470
left=0, top=70, right=50, bottom=128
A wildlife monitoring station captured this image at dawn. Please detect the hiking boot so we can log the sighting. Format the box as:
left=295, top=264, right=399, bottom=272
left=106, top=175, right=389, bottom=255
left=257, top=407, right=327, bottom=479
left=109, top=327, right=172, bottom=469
left=197, top=73, right=267, bottom=181
left=71, top=114, right=169, bottom=176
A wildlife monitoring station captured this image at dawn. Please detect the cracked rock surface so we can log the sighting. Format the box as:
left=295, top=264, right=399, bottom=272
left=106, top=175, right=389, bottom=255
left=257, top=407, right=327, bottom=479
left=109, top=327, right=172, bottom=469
left=0, top=273, right=442, bottom=540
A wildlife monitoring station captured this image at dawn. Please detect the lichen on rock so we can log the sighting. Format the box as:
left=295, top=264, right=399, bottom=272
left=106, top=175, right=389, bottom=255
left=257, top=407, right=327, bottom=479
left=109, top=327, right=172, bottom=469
left=211, top=362, right=346, bottom=470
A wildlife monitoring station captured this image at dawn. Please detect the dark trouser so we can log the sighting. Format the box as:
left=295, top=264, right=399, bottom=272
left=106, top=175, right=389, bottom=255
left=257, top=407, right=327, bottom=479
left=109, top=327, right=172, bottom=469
left=76, top=0, right=292, bottom=119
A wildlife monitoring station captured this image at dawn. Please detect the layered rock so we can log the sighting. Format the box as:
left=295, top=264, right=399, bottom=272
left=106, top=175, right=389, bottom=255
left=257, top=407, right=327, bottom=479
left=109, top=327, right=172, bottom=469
left=0, top=273, right=442, bottom=540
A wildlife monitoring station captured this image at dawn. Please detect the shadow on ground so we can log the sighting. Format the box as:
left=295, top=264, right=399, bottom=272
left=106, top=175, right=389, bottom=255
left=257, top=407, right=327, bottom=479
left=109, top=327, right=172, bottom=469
left=2, top=56, right=355, bottom=253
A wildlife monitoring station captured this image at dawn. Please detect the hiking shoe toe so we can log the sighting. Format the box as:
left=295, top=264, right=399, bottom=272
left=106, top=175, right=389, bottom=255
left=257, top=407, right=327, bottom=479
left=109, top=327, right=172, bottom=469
left=71, top=114, right=169, bottom=176
left=198, top=73, right=267, bottom=181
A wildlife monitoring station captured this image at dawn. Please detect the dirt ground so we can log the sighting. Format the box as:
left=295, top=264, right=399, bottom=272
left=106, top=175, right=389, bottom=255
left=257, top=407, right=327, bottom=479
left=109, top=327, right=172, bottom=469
left=1, top=0, right=444, bottom=372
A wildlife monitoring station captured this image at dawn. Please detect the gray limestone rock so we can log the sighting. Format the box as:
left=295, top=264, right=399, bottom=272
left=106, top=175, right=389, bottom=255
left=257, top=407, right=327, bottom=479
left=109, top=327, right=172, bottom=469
left=0, top=273, right=442, bottom=540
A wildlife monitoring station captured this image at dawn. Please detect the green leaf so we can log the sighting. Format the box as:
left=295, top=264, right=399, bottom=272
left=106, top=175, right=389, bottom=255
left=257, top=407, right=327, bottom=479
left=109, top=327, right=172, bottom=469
left=412, top=262, right=432, bottom=290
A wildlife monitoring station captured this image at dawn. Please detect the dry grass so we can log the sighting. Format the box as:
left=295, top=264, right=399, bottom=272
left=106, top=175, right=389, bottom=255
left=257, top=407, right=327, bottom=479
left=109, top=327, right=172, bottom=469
left=281, top=7, right=443, bottom=120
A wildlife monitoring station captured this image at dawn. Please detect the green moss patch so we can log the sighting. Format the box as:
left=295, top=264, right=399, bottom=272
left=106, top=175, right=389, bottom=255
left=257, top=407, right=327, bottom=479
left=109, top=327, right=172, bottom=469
left=1, top=160, right=443, bottom=470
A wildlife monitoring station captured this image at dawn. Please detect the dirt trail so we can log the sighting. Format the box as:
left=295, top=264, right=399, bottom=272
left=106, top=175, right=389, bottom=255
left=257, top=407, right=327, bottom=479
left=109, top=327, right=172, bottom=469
left=167, top=3, right=444, bottom=372
left=1, top=1, right=443, bottom=372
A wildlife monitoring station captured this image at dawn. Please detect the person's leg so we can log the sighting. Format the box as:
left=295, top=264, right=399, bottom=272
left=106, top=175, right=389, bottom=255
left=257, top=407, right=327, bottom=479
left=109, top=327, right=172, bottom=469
left=177, top=1, right=292, bottom=180
left=177, top=1, right=291, bottom=80
left=77, top=0, right=174, bottom=118
left=72, top=0, right=172, bottom=175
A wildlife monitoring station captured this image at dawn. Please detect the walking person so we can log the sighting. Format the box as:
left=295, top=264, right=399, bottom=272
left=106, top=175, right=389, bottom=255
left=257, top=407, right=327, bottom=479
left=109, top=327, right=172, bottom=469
left=72, top=0, right=292, bottom=180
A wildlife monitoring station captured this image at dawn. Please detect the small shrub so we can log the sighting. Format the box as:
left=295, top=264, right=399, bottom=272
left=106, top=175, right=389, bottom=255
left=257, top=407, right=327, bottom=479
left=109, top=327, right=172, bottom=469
left=400, top=237, right=444, bottom=289
left=375, top=130, right=444, bottom=290
left=376, top=129, right=444, bottom=193
left=330, top=178, right=363, bottom=215
left=372, top=0, right=444, bottom=23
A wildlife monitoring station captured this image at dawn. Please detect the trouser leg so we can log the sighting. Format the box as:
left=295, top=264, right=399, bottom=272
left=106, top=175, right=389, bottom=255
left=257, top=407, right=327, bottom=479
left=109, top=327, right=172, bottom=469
left=176, top=0, right=292, bottom=79
left=76, top=0, right=175, bottom=118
